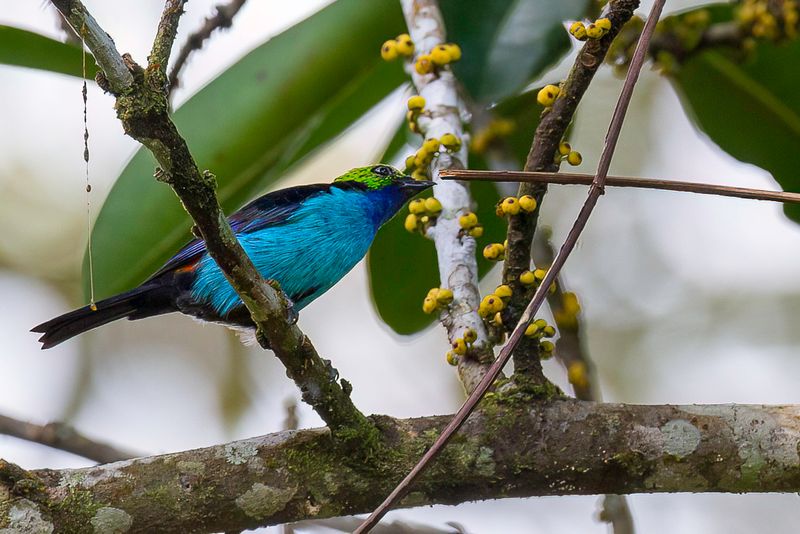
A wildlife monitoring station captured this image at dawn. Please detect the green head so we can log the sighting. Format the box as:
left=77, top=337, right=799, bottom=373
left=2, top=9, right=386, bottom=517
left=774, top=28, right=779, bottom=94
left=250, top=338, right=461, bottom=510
left=334, top=164, right=433, bottom=192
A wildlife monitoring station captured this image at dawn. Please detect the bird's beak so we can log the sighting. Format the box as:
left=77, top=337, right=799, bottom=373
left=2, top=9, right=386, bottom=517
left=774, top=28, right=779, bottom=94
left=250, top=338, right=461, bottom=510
left=401, top=176, right=435, bottom=191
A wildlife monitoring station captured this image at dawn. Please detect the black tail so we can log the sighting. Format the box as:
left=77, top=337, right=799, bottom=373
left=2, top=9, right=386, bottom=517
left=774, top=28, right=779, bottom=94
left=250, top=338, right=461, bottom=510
left=31, top=282, right=178, bottom=349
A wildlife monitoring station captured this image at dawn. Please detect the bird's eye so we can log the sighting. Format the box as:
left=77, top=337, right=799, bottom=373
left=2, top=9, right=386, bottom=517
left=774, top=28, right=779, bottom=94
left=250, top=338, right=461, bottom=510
left=372, top=165, right=393, bottom=177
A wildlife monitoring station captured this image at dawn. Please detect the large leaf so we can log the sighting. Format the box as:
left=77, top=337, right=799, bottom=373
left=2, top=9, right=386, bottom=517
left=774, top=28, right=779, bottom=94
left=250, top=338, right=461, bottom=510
left=86, top=0, right=405, bottom=298
left=672, top=38, right=800, bottom=223
left=440, top=0, right=590, bottom=102
left=0, top=25, right=97, bottom=78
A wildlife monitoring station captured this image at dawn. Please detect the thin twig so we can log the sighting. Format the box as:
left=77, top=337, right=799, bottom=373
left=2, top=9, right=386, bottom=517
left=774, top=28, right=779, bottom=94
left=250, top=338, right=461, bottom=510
left=167, top=0, right=248, bottom=95
left=355, top=1, right=666, bottom=531
left=502, top=0, right=640, bottom=376
left=401, top=0, right=493, bottom=392
left=442, top=170, right=800, bottom=205
left=0, top=414, right=138, bottom=464
left=149, top=0, right=187, bottom=80
left=50, top=0, right=133, bottom=93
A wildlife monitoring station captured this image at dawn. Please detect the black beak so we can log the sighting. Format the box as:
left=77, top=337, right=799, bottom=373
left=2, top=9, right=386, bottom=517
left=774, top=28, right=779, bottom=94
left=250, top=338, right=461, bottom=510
left=401, top=176, right=435, bottom=191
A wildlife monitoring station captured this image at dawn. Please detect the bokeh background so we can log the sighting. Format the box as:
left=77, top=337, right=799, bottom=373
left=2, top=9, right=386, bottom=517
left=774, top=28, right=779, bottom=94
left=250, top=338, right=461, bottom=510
left=2, top=0, right=800, bottom=532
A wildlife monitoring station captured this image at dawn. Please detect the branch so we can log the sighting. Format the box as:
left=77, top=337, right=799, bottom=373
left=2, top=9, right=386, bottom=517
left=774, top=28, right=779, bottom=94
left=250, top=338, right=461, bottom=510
left=50, top=0, right=133, bottom=93
left=167, top=0, right=248, bottom=95
left=50, top=1, right=374, bottom=443
left=3, top=401, right=800, bottom=532
left=400, top=0, right=493, bottom=392
left=358, top=1, right=664, bottom=529
left=148, top=0, right=187, bottom=80
left=0, top=415, right=138, bottom=464
left=443, top=170, right=800, bottom=205
left=501, top=0, right=641, bottom=377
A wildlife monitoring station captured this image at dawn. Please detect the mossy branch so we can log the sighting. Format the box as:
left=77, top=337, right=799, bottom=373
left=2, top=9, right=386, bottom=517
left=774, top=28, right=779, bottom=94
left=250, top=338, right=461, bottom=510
left=4, top=401, right=800, bottom=532
left=50, top=0, right=375, bottom=442
left=501, top=0, right=641, bottom=375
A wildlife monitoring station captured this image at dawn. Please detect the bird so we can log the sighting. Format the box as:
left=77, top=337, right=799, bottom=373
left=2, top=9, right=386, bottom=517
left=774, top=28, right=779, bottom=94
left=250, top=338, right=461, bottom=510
left=33, top=165, right=433, bottom=349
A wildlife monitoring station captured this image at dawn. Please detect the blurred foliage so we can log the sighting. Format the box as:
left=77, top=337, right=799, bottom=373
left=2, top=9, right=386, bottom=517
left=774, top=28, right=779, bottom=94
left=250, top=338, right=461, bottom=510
left=0, top=25, right=97, bottom=79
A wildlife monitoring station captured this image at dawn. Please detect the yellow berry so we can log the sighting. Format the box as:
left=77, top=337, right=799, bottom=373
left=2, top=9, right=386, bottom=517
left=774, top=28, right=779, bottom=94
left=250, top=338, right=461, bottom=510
left=459, top=212, right=478, bottom=229
left=409, top=198, right=426, bottom=215
left=411, top=169, right=428, bottom=181
left=452, top=338, right=467, bottom=355
left=468, top=225, right=484, bottom=238
left=563, top=292, right=581, bottom=315
left=381, top=40, right=399, bottom=60
left=519, top=195, right=537, bottom=212
left=533, top=318, right=548, bottom=329
left=480, top=295, right=504, bottom=317
left=483, top=243, right=505, bottom=261
left=569, top=21, right=587, bottom=40
left=404, top=213, right=418, bottom=232
left=533, top=268, right=546, bottom=281
left=463, top=327, right=477, bottom=343
left=549, top=281, right=557, bottom=294
left=422, top=296, right=438, bottom=314
left=440, top=133, right=461, bottom=151
left=415, top=54, right=434, bottom=74
left=430, top=44, right=451, bottom=66
left=404, top=154, right=417, bottom=171
left=407, top=95, right=426, bottom=111
left=540, top=340, right=555, bottom=353
left=427, top=287, right=440, bottom=298
left=537, top=84, right=560, bottom=107
left=444, top=42, right=462, bottom=61
left=494, top=284, right=513, bottom=300
left=446, top=351, right=459, bottom=366
left=567, top=150, right=582, bottom=166
left=585, top=23, right=604, bottom=39
left=595, top=18, right=612, bottom=31
left=519, top=270, right=536, bottom=286
left=500, top=197, right=521, bottom=216
left=395, top=33, right=415, bottom=56
left=558, top=141, right=571, bottom=156
left=436, top=288, right=454, bottom=305
left=422, top=138, right=441, bottom=153
left=568, top=361, right=589, bottom=388
left=542, top=325, right=556, bottom=337
left=492, top=312, right=503, bottom=327
left=420, top=215, right=430, bottom=224
left=424, top=197, right=442, bottom=215
left=524, top=323, right=540, bottom=337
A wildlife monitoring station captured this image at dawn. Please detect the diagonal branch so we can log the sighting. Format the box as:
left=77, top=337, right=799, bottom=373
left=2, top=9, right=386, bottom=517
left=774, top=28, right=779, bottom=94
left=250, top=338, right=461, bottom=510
left=168, top=0, right=248, bottom=95
left=0, top=414, right=138, bottom=464
left=148, top=0, right=187, bottom=80
left=442, top=169, right=800, bottom=205
left=400, top=0, right=493, bottom=392
left=50, top=0, right=375, bottom=443
left=4, top=400, right=800, bottom=532
left=357, top=1, right=664, bottom=530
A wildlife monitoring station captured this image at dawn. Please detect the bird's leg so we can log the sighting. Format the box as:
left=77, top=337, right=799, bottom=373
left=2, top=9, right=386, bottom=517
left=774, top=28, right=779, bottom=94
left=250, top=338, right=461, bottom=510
left=284, top=299, right=299, bottom=325
left=322, top=359, right=340, bottom=382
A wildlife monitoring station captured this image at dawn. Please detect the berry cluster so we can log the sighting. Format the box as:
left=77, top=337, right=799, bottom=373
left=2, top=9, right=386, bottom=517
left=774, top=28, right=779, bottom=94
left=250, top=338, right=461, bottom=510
left=553, top=291, right=582, bottom=329
left=381, top=33, right=415, bottom=61
left=495, top=195, right=538, bottom=217
left=458, top=211, right=483, bottom=238
left=414, top=43, right=462, bottom=75
left=483, top=242, right=506, bottom=261
left=422, top=286, right=454, bottom=314
left=471, top=118, right=516, bottom=154
left=405, top=196, right=443, bottom=234
left=738, top=0, right=799, bottom=40
left=446, top=327, right=478, bottom=366
left=523, top=318, right=556, bottom=358
left=478, top=284, right=512, bottom=318
left=519, top=268, right=557, bottom=294
left=556, top=141, right=583, bottom=166
left=404, top=133, right=463, bottom=181
left=569, top=17, right=612, bottom=41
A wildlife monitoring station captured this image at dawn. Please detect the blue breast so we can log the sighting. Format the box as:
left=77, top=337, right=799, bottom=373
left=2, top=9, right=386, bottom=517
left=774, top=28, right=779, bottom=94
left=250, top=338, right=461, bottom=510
left=190, top=186, right=404, bottom=316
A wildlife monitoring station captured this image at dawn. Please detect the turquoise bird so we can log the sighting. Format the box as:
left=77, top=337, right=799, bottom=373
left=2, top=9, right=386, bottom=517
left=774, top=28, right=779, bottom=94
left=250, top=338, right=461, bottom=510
left=33, top=165, right=433, bottom=348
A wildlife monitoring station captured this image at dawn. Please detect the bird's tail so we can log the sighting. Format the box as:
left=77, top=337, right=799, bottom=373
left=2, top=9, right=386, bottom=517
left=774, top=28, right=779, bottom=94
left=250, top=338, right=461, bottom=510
left=31, top=282, right=178, bottom=349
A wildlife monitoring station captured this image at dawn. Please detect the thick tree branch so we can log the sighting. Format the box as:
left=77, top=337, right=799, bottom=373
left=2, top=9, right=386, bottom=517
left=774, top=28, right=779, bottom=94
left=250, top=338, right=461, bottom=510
left=50, top=0, right=374, bottom=442
left=0, top=415, right=138, bottom=464
left=501, top=0, right=640, bottom=375
left=50, top=0, right=133, bottom=94
left=168, top=0, right=248, bottom=95
left=3, top=401, right=800, bottom=532
left=401, top=0, right=492, bottom=392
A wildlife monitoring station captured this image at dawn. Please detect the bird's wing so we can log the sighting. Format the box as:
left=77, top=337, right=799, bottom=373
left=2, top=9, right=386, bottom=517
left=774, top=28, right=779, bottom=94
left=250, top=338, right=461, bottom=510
left=146, top=184, right=337, bottom=281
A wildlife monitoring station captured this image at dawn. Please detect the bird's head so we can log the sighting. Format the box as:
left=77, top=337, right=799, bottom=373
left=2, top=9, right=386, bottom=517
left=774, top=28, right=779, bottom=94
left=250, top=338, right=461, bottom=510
left=334, top=165, right=434, bottom=198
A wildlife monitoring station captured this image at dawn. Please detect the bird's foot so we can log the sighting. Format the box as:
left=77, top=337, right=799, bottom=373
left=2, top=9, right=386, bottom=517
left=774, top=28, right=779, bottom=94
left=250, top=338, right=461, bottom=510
left=285, top=299, right=299, bottom=325
left=322, top=358, right=340, bottom=382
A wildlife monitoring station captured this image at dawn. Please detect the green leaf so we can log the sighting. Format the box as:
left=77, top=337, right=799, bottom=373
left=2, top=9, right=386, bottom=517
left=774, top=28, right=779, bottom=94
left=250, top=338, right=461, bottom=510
left=672, top=38, right=800, bottom=223
left=0, top=25, right=97, bottom=78
left=440, top=0, right=590, bottom=102
left=86, top=0, right=406, bottom=298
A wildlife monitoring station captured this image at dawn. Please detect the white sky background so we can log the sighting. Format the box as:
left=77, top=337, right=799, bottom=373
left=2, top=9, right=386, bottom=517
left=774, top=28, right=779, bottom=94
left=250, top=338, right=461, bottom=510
left=1, top=0, right=800, bottom=532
